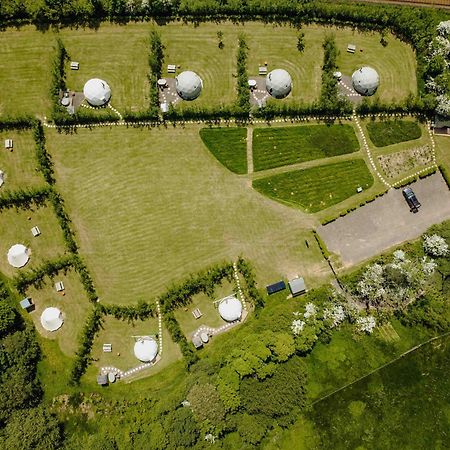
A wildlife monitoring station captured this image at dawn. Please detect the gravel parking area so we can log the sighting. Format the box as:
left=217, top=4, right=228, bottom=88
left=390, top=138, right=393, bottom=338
left=318, top=173, right=450, bottom=266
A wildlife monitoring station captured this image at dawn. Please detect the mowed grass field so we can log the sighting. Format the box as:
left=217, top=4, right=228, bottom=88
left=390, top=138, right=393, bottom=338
left=0, top=130, right=44, bottom=191
left=25, top=269, right=93, bottom=357
left=334, top=29, right=417, bottom=101
left=0, top=22, right=416, bottom=116
left=366, top=119, right=422, bottom=147
left=253, top=159, right=374, bottom=213
left=252, top=124, right=360, bottom=171
left=0, top=204, right=67, bottom=278
left=47, top=126, right=329, bottom=305
left=199, top=127, right=248, bottom=174
left=91, top=316, right=182, bottom=375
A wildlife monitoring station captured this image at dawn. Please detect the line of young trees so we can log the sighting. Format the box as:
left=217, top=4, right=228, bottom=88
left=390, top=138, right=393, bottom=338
left=0, top=186, right=50, bottom=212
left=235, top=34, right=250, bottom=114
left=148, top=30, right=164, bottom=119
left=50, top=38, right=69, bottom=120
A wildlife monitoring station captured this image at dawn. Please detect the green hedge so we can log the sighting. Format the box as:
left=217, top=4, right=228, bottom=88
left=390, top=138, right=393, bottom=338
left=50, top=38, right=69, bottom=119
left=236, top=257, right=264, bottom=309
left=0, top=116, right=35, bottom=131
left=439, top=165, right=450, bottom=190
left=148, top=30, right=164, bottom=118
left=33, top=121, right=55, bottom=185
left=236, top=34, right=250, bottom=113
left=312, top=230, right=330, bottom=259
left=0, top=187, right=50, bottom=212
left=102, top=302, right=156, bottom=322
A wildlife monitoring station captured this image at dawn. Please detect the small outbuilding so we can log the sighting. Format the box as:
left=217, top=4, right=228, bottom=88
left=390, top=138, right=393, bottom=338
left=175, top=71, right=203, bottom=101
left=288, top=277, right=307, bottom=297
left=134, top=337, right=158, bottom=362
left=97, top=374, right=108, bottom=386
left=20, top=297, right=33, bottom=311
left=352, top=67, right=379, bottom=96
left=7, top=244, right=30, bottom=268
left=265, top=69, right=292, bottom=99
left=192, top=335, right=203, bottom=349
left=41, top=307, right=64, bottom=331
left=83, top=78, right=112, bottom=106
left=218, top=296, right=242, bottom=322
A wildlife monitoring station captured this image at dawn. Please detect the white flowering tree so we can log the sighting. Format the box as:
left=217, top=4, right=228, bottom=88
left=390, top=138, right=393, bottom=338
left=356, top=316, right=376, bottom=334
left=303, top=302, right=317, bottom=319
left=423, top=234, right=449, bottom=257
left=437, top=20, right=450, bottom=38
left=323, top=304, right=346, bottom=328
left=436, top=95, right=450, bottom=117
left=291, top=319, right=305, bottom=336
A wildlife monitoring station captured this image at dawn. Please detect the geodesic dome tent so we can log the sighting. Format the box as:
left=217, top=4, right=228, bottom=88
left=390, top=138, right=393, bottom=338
left=7, top=244, right=29, bottom=268
left=83, top=78, right=112, bottom=106
left=218, top=296, right=243, bottom=322
left=266, top=69, right=292, bottom=99
left=352, top=67, right=379, bottom=96
left=175, top=71, right=203, bottom=101
left=134, top=337, right=158, bottom=362
left=40, top=307, right=64, bottom=332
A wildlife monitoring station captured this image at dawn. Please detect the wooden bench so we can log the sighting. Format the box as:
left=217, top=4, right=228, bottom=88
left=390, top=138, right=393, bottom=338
left=4, top=139, right=13, bottom=150
left=259, top=66, right=268, bottom=75
left=192, top=308, right=202, bottom=319
left=347, top=44, right=356, bottom=54
left=55, top=281, right=65, bottom=292
left=167, top=64, right=176, bottom=74
left=70, top=61, right=80, bottom=70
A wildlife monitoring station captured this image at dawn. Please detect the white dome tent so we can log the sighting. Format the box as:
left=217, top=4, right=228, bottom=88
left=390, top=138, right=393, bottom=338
left=266, top=69, right=292, bottom=99
left=40, top=307, right=64, bottom=332
left=175, top=71, right=203, bottom=101
left=218, top=296, right=243, bottom=322
left=134, top=337, right=158, bottom=362
left=83, top=78, right=112, bottom=106
left=7, top=244, right=30, bottom=268
left=352, top=67, right=379, bottom=96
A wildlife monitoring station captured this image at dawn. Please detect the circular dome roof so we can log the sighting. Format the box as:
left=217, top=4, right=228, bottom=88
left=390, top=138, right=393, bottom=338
left=266, top=69, right=292, bottom=99
left=218, top=296, right=243, bottom=322
left=83, top=78, right=112, bottom=106
left=352, top=67, right=379, bottom=96
left=175, top=71, right=203, bottom=101
left=134, top=337, right=158, bottom=362
left=40, top=307, right=64, bottom=332
left=7, top=244, right=29, bottom=268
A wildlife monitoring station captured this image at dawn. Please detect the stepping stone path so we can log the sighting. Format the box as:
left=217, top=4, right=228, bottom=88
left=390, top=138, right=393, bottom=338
left=100, top=300, right=163, bottom=380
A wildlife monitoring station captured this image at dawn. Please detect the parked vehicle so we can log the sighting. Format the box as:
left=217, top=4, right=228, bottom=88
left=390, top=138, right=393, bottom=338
left=402, top=187, right=421, bottom=213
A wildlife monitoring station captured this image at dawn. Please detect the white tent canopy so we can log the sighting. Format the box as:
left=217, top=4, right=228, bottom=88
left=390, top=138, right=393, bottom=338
left=266, top=69, right=292, bottom=99
left=175, top=71, right=203, bottom=101
left=40, top=307, right=64, bottom=332
left=352, top=67, right=379, bottom=96
left=7, top=244, right=30, bottom=268
left=83, top=78, right=112, bottom=106
left=218, top=296, right=243, bottom=322
left=134, top=337, right=158, bottom=362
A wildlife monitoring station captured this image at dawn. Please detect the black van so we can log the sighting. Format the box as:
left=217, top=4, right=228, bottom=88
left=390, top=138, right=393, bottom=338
left=402, top=187, right=421, bottom=213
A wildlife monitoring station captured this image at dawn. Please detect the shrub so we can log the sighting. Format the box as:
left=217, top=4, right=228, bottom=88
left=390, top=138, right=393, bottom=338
left=235, top=34, right=250, bottom=114
left=0, top=187, right=50, bottom=212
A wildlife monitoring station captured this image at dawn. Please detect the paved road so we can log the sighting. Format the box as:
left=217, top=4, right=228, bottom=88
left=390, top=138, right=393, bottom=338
left=318, top=173, right=450, bottom=266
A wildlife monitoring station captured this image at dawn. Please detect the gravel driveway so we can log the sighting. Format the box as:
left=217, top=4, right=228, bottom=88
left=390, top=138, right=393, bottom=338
left=318, top=173, right=450, bottom=266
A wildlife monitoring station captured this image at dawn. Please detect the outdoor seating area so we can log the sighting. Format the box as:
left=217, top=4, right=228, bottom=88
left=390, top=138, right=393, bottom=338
left=347, top=44, right=356, bottom=53
left=55, top=281, right=65, bottom=292
left=192, top=308, right=202, bottom=319
left=167, top=64, right=177, bottom=74
left=4, top=139, right=13, bottom=150
left=31, top=226, right=41, bottom=237
left=103, top=343, right=112, bottom=353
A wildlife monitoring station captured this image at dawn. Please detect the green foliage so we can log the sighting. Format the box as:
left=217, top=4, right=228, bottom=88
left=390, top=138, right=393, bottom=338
left=297, top=31, right=306, bottom=53
left=187, top=383, right=226, bottom=429
left=237, top=256, right=264, bottom=309
left=70, top=307, right=104, bottom=384
left=313, top=230, right=330, bottom=259
left=163, top=408, right=199, bottom=449
left=0, top=406, right=62, bottom=450
left=366, top=120, right=422, bottom=147
left=0, top=302, right=17, bottom=339
left=33, top=121, right=55, bottom=185
left=253, top=159, right=374, bottom=213
left=0, top=117, right=35, bottom=131
left=0, top=187, right=50, bottom=212
left=102, top=301, right=155, bottom=322
left=236, top=413, right=270, bottom=445
left=240, top=356, right=307, bottom=419
left=148, top=30, right=164, bottom=118
left=50, top=38, right=69, bottom=119
left=252, top=124, right=359, bottom=171
left=439, top=164, right=450, bottom=190
left=235, top=34, right=250, bottom=114
left=199, top=127, right=248, bottom=174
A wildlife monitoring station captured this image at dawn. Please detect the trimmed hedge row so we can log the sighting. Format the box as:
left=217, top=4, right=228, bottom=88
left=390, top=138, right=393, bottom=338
left=50, top=38, right=69, bottom=119
left=236, top=34, right=250, bottom=113
left=72, top=255, right=98, bottom=303
left=148, top=30, right=164, bottom=119
left=439, top=164, right=450, bottom=190
left=33, top=121, right=55, bottom=185
left=320, top=189, right=389, bottom=225
left=393, top=165, right=437, bottom=189
left=236, top=256, right=264, bottom=310
left=13, top=256, right=74, bottom=294
left=312, top=230, right=330, bottom=260
left=0, top=187, right=50, bottom=212
left=70, top=307, right=104, bottom=384
left=0, top=116, right=35, bottom=131
left=101, top=301, right=156, bottom=322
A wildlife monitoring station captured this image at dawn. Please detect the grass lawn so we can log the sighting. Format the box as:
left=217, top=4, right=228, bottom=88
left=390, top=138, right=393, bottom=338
left=160, top=21, right=239, bottom=109
left=334, top=29, right=417, bottom=102
left=252, top=159, right=374, bottom=213
left=0, top=25, right=54, bottom=116
left=91, top=316, right=182, bottom=375
left=25, top=269, right=93, bottom=357
left=252, top=124, right=360, bottom=171
left=199, top=127, right=248, bottom=174
left=47, top=125, right=329, bottom=305
left=366, top=120, right=422, bottom=147
left=174, top=279, right=239, bottom=337
left=434, top=135, right=450, bottom=173
left=0, top=129, right=45, bottom=191
left=0, top=204, right=67, bottom=278
left=61, top=23, right=150, bottom=113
